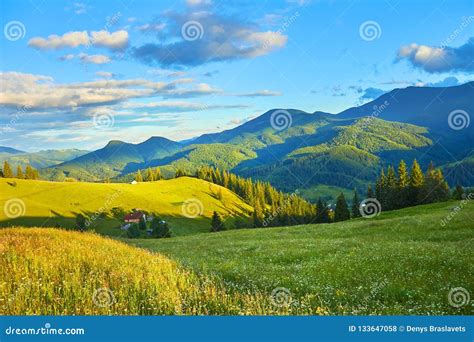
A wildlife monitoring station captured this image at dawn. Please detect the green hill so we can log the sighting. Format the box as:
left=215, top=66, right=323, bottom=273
left=0, top=177, right=252, bottom=236
left=23, top=82, right=474, bottom=200
left=132, top=200, right=474, bottom=315
left=0, top=148, right=89, bottom=170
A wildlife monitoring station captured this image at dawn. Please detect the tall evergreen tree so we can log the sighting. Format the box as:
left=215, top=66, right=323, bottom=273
left=334, top=192, right=350, bottom=222
left=409, top=159, right=424, bottom=205
left=146, top=168, right=155, bottom=182
left=351, top=189, right=361, bottom=218
left=367, top=184, right=374, bottom=199
left=16, top=165, right=24, bottom=179
left=135, top=170, right=143, bottom=182
left=452, top=185, right=464, bottom=200
left=315, top=198, right=330, bottom=223
left=397, top=160, right=409, bottom=208
left=3, top=161, right=13, bottom=178
left=211, top=211, right=224, bottom=232
left=252, top=201, right=264, bottom=227
left=154, top=167, right=162, bottom=180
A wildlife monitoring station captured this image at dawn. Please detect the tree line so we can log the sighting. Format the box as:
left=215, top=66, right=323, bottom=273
left=331, top=159, right=463, bottom=223
left=0, top=161, right=40, bottom=179
left=191, top=166, right=317, bottom=228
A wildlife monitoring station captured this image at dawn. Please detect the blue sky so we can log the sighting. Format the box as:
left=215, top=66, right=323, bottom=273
left=0, top=0, right=473, bottom=151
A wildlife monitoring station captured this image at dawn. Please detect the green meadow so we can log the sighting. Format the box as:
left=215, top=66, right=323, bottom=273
left=0, top=178, right=472, bottom=315
left=131, top=200, right=474, bottom=315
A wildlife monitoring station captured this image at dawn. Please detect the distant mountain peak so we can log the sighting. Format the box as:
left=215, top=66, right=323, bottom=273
left=0, top=146, right=25, bottom=154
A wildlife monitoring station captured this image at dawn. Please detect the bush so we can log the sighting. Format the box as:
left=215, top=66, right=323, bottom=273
left=75, top=214, right=87, bottom=232
left=127, top=224, right=140, bottom=238
left=138, top=216, right=147, bottom=230
left=151, top=218, right=171, bottom=238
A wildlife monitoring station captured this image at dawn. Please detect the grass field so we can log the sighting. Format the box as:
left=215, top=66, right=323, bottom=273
left=1, top=178, right=472, bottom=315
left=131, top=200, right=474, bottom=315
left=0, top=177, right=252, bottom=236
left=0, top=228, right=323, bottom=315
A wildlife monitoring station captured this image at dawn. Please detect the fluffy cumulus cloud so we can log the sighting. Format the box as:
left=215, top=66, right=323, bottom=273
left=132, top=7, right=288, bottom=67
left=397, top=37, right=474, bottom=73
left=0, top=72, right=221, bottom=109
left=28, top=31, right=89, bottom=50
left=28, top=30, right=129, bottom=51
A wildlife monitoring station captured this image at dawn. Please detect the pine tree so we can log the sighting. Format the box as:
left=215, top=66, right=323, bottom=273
left=151, top=218, right=171, bottom=238
left=16, top=166, right=24, bottom=179
left=75, top=213, right=87, bottom=232
left=397, top=160, right=409, bottom=208
left=385, top=165, right=397, bottom=210
left=351, top=189, right=361, bottom=218
left=409, top=159, right=424, bottom=205
left=367, top=184, right=374, bottom=199
left=3, top=161, right=13, bottom=178
left=146, top=168, right=155, bottom=182
left=452, top=185, right=464, bottom=200
left=334, top=192, right=350, bottom=222
left=252, top=201, right=264, bottom=227
left=135, top=170, right=143, bottom=182
left=211, top=211, right=224, bottom=232
left=154, top=167, right=162, bottom=180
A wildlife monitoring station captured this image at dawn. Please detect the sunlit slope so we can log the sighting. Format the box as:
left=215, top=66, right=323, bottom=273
left=0, top=228, right=277, bottom=315
left=0, top=177, right=252, bottom=236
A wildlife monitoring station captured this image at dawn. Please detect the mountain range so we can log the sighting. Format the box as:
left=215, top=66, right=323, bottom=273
left=6, top=82, right=473, bottom=201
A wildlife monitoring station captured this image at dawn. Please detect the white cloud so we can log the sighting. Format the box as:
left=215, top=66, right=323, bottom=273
left=0, top=72, right=222, bottom=109
left=59, top=54, right=75, bottom=61
left=137, top=23, right=166, bottom=33
left=78, top=53, right=111, bottom=64
left=90, top=30, right=129, bottom=50
left=28, top=31, right=89, bottom=50
left=95, top=71, right=115, bottom=79
left=28, top=30, right=129, bottom=51
left=397, top=38, right=474, bottom=73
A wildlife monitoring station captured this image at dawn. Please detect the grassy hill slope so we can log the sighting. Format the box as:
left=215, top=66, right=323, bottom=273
left=0, top=228, right=279, bottom=315
left=132, top=200, right=474, bottom=315
left=0, top=177, right=252, bottom=236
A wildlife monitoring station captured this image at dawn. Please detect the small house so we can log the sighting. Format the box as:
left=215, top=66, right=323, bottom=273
left=124, top=211, right=145, bottom=223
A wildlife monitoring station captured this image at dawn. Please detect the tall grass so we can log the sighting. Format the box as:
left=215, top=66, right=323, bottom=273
left=0, top=228, right=316, bottom=315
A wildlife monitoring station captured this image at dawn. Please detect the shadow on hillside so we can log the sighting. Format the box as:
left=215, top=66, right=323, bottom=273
left=121, top=149, right=193, bottom=175
left=0, top=212, right=246, bottom=236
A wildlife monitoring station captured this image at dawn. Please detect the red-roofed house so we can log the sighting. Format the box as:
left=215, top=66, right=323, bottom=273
left=124, top=210, right=145, bottom=223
